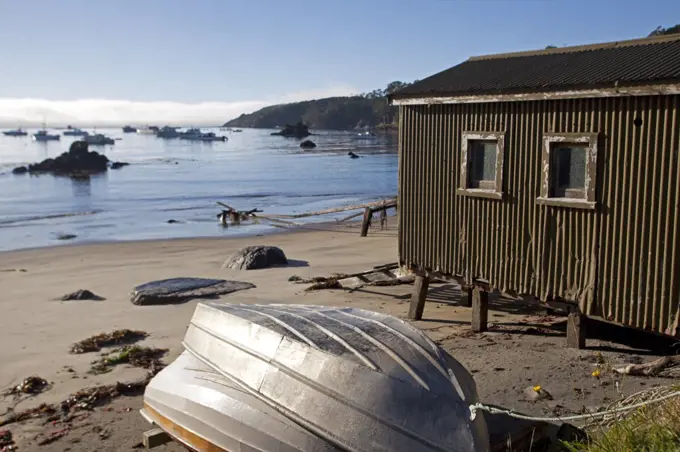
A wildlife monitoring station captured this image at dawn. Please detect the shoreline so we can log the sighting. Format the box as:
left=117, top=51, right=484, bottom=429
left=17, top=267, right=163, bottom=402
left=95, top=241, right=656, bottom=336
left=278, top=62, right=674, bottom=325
left=0, top=214, right=381, bottom=255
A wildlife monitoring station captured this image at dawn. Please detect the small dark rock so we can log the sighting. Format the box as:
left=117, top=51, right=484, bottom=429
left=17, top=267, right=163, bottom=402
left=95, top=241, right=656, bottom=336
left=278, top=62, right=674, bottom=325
left=110, top=161, right=130, bottom=170
left=56, top=233, right=77, bottom=241
left=348, top=151, right=360, bottom=159
left=59, top=289, right=105, bottom=301
left=167, top=219, right=179, bottom=224
left=12, top=166, right=28, bottom=175
left=300, top=140, right=316, bottom=149
left=130, top=277, right=255, bottom=305
left=223, top=245, right=288, bottom=270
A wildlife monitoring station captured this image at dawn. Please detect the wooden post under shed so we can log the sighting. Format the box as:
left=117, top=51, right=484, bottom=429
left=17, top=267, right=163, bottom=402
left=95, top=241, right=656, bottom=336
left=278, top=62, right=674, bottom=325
left=408, top=274, right=430, bottom=320
left=566, top=312, right=587, bottom=349
left=471, top=288, right=489, bottom=332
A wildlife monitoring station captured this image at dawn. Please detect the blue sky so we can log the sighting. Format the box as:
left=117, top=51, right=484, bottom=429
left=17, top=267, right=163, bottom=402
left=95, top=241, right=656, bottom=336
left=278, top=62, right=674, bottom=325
left=0, top=0, right=678, bottom=125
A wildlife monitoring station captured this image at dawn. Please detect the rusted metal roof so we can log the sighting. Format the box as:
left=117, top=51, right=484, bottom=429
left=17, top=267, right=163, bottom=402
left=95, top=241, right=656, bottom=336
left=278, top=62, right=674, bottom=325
left=392, top=34, right=680, bottom=99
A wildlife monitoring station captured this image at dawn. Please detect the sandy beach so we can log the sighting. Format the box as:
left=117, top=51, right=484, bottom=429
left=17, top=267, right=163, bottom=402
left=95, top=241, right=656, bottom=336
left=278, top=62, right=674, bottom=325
left=1, top=220, right=674, bottom=451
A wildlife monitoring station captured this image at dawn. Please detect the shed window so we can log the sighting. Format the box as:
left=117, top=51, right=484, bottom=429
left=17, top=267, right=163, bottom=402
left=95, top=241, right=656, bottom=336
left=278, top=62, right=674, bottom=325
left=469, top=141, right=497, bottom=189
left=458, top=132, right=505, bottom=199
left=538, top=133, right=598, bottom=209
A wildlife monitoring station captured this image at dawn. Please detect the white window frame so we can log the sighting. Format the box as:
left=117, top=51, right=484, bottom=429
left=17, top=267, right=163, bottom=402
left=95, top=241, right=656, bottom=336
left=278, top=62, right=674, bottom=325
left=457, top=131, right=505, bottom=200
left=537, top=132, right=598, bottom=210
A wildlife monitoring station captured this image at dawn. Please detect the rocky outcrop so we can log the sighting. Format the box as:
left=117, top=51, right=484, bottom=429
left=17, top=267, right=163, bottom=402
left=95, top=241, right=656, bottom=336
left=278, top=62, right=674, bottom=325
left=300, top=140, right=316, bottom=149
left=12, top=141, right=129, bottom=177
left=223, top=246, right=288, bottom=270
left=130, top=277, right=255, bottom=305
left=271, top=122, right=311, bottom=138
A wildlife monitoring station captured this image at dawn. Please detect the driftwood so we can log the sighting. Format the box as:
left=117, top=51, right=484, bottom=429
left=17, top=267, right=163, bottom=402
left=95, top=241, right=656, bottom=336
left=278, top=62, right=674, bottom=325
left=614, top=355, right=680, bottom=376
left=264, top=198, right=397, bottom=220
left=216, top=198, right=396, bottom=231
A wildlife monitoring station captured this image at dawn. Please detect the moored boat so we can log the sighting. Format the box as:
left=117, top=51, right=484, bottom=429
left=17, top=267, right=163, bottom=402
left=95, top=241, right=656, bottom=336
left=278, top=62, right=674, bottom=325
left=63, top=127, right=88, bottom=136
left=122, top=125, right=136, bottom=133
left=32, top=130, right=60, bottom=141
left=2, top=128, right=28, bottom=137
left=198, top=132, right=227, bottom=142
left=143, top=303, right=490, bottom=452
left=136, top=126, right=157, bottom=135
left=156, top=126, right=180, bottom=138
left=83, top=133, right=115, bottom=145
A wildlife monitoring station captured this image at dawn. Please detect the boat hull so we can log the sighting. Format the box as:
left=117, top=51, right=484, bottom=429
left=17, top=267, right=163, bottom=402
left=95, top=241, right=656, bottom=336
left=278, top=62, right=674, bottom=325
left=177, top=303, right=490, bottom=452
left=32, top=136, right=60, bottom=141
left=143, top=351, right=340, bottom=452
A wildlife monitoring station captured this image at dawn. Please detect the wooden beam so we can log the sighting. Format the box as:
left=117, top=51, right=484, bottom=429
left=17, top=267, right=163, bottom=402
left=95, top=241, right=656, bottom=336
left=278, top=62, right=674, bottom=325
left=143, top=428, right=171, bottom=449
left=360, top=207, right=373, bottom=237
left=471, top=288, right=489, bottom=332
left=408, top=274, right=429, bottom=320
left=567, top=312, right=587, bottom=349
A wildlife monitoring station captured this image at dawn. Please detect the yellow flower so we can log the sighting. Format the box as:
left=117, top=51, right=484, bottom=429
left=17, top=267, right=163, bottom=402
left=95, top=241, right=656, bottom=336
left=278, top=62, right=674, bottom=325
left=533, top=385, right=542, bottom=392
left=592, top=369, right=601, bottom=378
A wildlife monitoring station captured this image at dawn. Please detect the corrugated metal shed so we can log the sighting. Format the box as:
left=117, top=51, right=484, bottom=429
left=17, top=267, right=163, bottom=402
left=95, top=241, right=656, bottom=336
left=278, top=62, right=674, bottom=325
left=392, top=35, right=680, bottom=98
left=395, top=35, right=680, bottom=337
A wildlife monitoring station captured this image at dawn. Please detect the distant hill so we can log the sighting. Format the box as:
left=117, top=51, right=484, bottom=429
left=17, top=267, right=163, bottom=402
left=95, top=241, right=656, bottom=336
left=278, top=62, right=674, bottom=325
left=223, top=81, right=412, bottom=131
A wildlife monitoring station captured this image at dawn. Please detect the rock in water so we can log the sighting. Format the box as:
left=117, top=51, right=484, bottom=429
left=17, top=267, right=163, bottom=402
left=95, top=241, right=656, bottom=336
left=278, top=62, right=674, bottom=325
left=110, top=161, right=130, bottom=169
left=223, top=246, right=288, bottom=270
left=56, top=233, right=77, bottom=241
left=131, top=277, right=255, bottom=305
left=59, top=289, right=105, bottom=301
left=22, top=141, right=112, bottom=176
left=12, top=166, right=28, bottom=175
left=300, top=139, right=316, bottom=149
left=271, top=122, right=311, bottom=138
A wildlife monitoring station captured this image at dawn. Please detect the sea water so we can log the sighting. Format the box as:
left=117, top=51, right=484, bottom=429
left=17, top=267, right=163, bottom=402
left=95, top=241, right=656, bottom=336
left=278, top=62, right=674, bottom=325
left=0, top=128, right=397, bottom=252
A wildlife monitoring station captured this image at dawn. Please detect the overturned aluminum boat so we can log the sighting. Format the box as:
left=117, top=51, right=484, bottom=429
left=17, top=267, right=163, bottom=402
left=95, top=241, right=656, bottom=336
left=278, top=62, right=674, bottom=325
left=143, top=303, right=490, bottom=452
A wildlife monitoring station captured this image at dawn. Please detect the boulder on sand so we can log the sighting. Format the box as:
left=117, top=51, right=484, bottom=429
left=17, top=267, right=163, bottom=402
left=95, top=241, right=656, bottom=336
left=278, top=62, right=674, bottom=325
left=59, top=289, right=105, bottom=301
left=130, top=277, right=255, bottom=305
left=223, top=246, right=288, bottom=270
left=300, top=140, right=316, bottom=149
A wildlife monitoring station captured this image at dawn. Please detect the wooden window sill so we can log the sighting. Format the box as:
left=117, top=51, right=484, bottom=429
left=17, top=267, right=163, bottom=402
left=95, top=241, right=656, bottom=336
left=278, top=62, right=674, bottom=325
left=536, top=197, right=596, bottom=210
left=457, top=189, right=503, bottom=200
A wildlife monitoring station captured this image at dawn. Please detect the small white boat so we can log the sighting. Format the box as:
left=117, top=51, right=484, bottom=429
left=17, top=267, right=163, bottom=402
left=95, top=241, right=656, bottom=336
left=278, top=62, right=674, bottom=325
left=3, top=128, right=28, bottom=137
left=32, top=130, right=60, bottom=141
left=63, top=127, right=88, bottom=136
left=83, top=133, right=115, bottom=145
left=136, top=126, right=157, bottom=135
left=142, top=303, right=489, bottom=452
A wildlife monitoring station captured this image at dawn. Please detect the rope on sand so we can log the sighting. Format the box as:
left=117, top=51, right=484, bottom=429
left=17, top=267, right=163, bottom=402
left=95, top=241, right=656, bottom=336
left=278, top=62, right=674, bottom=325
left=469, top=387, right=680, bottom=424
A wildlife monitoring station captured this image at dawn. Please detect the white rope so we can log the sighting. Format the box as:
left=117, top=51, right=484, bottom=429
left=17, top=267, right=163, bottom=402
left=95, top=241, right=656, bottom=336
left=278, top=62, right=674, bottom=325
left=468, top=390, right=680, bottom=423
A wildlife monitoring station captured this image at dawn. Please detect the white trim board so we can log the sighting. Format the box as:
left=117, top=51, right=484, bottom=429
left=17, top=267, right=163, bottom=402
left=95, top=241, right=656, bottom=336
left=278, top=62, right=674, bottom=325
left=390, top=84, right=680, bottom=106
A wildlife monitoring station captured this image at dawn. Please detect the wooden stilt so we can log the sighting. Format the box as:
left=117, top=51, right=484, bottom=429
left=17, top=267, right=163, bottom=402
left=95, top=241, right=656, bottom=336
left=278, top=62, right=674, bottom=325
left=408, top=274, right=430, bottom=320
left=566, top=312, right=586, bottom=349
left=461, top=286, right=473, bottom=307
left=360, top=207, right=373, bottom=237
left=471, top=287, right=489, bottom=332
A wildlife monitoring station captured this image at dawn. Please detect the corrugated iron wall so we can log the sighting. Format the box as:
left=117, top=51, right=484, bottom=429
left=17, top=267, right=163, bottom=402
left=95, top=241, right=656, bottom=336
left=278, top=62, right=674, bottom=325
left=398, top=95, right=680, bottom=335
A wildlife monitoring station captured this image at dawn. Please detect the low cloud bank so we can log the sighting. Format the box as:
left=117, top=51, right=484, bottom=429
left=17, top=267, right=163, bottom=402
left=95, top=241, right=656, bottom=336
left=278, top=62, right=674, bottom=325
left=0, top=85, right=359, bottom=127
